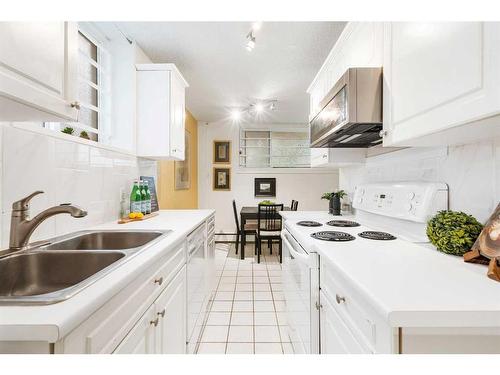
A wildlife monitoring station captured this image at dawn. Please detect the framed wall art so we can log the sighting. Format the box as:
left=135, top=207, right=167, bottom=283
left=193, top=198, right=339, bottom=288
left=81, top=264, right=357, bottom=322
left=254, top=177, right=276, bottom=197
left=213, top=140, right=231, bottom=164
left=213, top=167, right=231, bottom=191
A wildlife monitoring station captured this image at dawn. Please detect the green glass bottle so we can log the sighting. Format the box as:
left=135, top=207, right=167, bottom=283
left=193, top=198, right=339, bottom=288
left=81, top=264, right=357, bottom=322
left=130, top=180, right=142, bottom=213
left=140, top=180, right=147, bottom=215
left=144, top=181, right=152, bottom=214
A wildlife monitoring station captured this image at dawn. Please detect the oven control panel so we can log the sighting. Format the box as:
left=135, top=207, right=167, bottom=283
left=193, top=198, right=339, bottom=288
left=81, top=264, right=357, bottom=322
left=352, top=182, right=448, bottom=223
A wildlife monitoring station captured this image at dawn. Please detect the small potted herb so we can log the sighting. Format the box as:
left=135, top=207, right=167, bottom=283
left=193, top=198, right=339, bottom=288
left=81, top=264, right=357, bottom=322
left=426, top=210, right=483, bottom=256
left=79, top=131, right=90, bottom=140
left=321, top=190, right=346, bottom=215
left=61, top=126, right=74, bottom=135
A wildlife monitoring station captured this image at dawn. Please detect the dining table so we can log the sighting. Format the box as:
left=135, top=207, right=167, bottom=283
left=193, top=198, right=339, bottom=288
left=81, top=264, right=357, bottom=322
left=239, top=206, right=290, bottom=259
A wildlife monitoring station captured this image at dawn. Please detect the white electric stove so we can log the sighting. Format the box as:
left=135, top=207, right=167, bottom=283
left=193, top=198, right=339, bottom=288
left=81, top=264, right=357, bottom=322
left=281, top=182, right=449, bottom=354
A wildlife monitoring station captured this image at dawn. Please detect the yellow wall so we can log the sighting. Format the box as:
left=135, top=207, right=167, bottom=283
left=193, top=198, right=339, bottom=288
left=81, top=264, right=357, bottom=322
left=157, top=110, right=198, bottom=209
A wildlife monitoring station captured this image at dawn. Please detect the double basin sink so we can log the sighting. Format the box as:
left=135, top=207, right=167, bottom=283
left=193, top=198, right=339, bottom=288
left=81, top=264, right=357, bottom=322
left=0, top=230, right=171, bottom=305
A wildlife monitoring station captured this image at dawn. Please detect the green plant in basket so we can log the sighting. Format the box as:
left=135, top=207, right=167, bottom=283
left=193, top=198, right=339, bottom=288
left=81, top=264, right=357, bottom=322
left=426, top=210, right=483, bottom=256
left=61, top=126, right=74, bottom=135
left=259, top=200, right=275, bottom=205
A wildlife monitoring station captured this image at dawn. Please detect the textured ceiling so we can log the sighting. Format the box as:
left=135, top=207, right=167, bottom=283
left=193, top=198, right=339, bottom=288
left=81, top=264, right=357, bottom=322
left=115, top=21, right=345, bottom=123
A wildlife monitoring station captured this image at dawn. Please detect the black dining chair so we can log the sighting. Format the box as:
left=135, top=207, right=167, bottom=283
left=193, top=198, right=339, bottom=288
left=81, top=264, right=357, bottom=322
left=256, top=203, right=284, bottom=264
left=291, top=200, right=299, bottom=211
left=232, top=200, right=257, bottom=257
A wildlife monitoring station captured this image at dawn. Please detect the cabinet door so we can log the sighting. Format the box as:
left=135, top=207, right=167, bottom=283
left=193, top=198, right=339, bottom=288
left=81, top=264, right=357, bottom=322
left=383, top=22, right=500, bottom=146
left=310, top=148, right=329, bottom=167
left=320, top=292, right=366, bottom=354
left=154, top=266, right=187, bottom=354
left=0, top=22, right=78, bottom=121
left=170, top=72, right=186, bottom=160
left=114, top=305, right=156, bottom=354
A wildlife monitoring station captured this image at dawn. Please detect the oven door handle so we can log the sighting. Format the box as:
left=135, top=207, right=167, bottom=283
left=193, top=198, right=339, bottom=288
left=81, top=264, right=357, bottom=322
left=281, top=232, right=311, bottom=266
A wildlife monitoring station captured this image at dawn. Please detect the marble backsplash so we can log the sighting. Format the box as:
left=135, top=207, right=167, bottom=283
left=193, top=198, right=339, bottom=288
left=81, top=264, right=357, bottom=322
left=339, top=139, right=500, bottom=223
left=0, top=125, right=157, bottom=247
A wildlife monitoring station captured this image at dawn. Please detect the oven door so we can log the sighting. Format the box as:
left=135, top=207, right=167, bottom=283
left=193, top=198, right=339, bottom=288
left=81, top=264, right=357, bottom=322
left=282, top=230, right=319, bottom=354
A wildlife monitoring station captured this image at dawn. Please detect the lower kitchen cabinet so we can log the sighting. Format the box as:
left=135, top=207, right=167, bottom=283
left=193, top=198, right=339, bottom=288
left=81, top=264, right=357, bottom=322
left=154, top=265, right=187, bottom=354
left=114, top=305, right=157, bottom=354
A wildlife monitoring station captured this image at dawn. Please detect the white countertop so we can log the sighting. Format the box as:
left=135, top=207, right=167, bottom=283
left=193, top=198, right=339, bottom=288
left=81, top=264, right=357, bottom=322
left=0, top=209, right=214, bottom=342
left=281, top=211, right=500, bottom=328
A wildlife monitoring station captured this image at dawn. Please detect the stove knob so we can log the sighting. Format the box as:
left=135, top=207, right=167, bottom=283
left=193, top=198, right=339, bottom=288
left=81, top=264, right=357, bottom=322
left=406, top=203, right=413, bottom=212
left=408, top=192, right=415, bottom=200
left=357, top=197, right=363, bottom=204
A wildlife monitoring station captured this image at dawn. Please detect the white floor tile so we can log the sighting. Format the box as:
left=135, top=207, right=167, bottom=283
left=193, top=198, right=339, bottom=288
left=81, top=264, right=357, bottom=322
left=211, top=301, right=233, bottom=312
left=252, top=264, right=267, bottom=270
left=279, top=325, right=291, bottom=342
left=232, top=300, right=253, bottom=312
left=252, top=270, right=268, bottom=277
left=255, top=343, right=283, bottom=354
left=254, top=300, right=275, bottom=312
left=206, top=312, right=231, bottom=326
left=272, top=291, right=285, bottom=300
left=230, top=312, right=254, bottom=325
left=219, top=276, right=237, bottom=284
left=234, top=291, right=253, bottom=301
left=197, top=343, right=227, bottom=354
left=238, top=264, right=253, bottom=271
left=215, top=291, right=234, bottom=301
left=276, top=312, right=288, bottom=325
left=235, top=283, right=253, bottom=291
left=254, top=312, right=277, bottom=325
left=226, top=343, right=254, bottom=354
left=253, top=276, right=269, bottom=284
left=254, top=291, right=273, bottom=301
left=228, top=325, right=254, bottom=343
left=271, top=283, right=282, bottom=291
left=217, top=283, right=236, bottom=292
left=282, top=343, right=294, bottom=354
left=222, top=270, right=237, bottom=277
left=268, top=270, right=282, bottom=277
left=269, top=276, right=282, bottom=283
left=236, top=276, right=252, bottom=284
left=255, top=325, right=281, bottom=342
left=237, top=270, right=252, bottom=277
left=274, top=300, right=286, bottom=312
left=253, top=284, right=271, bottom=292
left=200, top=326, right=229, bottom=343
left=267, top=264, right=281, bottom=270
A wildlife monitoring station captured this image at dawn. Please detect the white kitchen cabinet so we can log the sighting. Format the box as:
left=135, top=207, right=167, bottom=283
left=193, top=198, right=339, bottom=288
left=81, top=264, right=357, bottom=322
left=136, top=64, right=189, bottom=160
left=114, top=305, right=156, bottom=354
left=0, top=22, right=79, bottom=121
left=382, top=22, right=500, bottom=147
left=154, top=265, right=187, bottom=354
left=311, top=148, right=366, bottom=168
left=320, top=291, right=367, bottom=354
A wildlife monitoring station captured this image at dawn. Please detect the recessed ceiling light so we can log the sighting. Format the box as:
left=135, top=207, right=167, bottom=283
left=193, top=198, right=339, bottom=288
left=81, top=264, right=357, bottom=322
left=252, top=22, right=262, bottom=32
left=231, top=110, right=242, bottom=121
left=255, top=103, right=264, bottom=113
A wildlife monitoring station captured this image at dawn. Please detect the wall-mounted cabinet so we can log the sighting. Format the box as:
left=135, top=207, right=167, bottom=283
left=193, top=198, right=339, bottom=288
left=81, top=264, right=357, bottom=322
left=382, top=22, right=500, bottom=147
left=0, top=22, right=79, bottom=121
left=136, top=64, right=189, bottom=160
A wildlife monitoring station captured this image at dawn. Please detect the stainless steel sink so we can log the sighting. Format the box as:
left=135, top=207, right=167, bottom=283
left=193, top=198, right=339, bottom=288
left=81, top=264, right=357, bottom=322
left=41, top=230, right=165, bottom=251
left=0, top=229, right=171, bottom=305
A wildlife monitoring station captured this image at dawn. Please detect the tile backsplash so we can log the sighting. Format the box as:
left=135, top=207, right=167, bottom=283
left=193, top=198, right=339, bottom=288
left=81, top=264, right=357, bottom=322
left=339, top=139, right=500, bottom=223
left=0, top=125, right=157, bottom=247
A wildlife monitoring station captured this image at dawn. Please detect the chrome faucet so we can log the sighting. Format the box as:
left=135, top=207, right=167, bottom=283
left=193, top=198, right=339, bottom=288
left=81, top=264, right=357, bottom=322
left=9, top=191, right=87, bottom=250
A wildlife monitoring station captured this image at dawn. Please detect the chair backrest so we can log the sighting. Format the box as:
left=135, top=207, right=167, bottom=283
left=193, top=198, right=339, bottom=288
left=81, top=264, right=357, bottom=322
left=290, top=200, right=296, bottom=210
left=292, top=200, right=299, bottom=211
left=232, top=200, right=240, bottom=232
left=257, top=204, right=284, bottom=234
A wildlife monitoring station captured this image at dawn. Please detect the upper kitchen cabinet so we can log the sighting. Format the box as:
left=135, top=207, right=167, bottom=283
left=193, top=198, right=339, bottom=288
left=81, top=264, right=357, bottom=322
left=0, top=22, right=79, bottom=121
left=136, top=64, right=189, bottom=160
left=382, top=22, right=500, bottom=147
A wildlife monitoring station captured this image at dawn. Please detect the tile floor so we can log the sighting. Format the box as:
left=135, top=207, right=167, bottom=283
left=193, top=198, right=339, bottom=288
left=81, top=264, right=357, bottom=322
left=196, top=242, right=293, bottom=354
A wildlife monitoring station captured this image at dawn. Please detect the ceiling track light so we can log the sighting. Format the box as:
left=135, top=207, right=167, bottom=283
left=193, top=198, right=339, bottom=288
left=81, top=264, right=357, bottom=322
left=246, top=32, right=256, bottom=51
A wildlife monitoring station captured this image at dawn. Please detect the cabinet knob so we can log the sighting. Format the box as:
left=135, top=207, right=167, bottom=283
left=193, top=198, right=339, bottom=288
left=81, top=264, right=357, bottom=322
left=70, top=101, right=81, bottom=110
left=158, top=309, right=166, bottom=318
left=154, top=277, right=164, bottom=285
left=336, top=294, right=346, bottom=304
left=150, top=317, right=159, bottom=327
left=379, top=129, right=388, bottom=137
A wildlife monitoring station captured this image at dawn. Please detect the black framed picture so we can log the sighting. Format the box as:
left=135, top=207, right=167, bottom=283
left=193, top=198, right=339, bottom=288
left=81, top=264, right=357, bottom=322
left=254, top=178, right=276, bottom=197
left=213, top=167, right=231, bottom=191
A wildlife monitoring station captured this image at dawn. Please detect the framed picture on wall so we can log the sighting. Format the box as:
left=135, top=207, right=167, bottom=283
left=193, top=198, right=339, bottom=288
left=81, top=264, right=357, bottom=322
left=213, top=167, right=231, bottom=191
left=174, top=130, right=191, bottom=190
left=254, top=177, right=276, bottom=197
left=213, top=140, right=231, bottom=163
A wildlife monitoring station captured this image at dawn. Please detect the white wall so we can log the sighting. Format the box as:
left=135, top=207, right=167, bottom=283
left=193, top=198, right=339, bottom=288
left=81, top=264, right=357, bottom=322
left=339, top=139, right=500, bottom=224
left=0, top=124, right=156, bottom=247
left=198, top=120, right=339, bottom=234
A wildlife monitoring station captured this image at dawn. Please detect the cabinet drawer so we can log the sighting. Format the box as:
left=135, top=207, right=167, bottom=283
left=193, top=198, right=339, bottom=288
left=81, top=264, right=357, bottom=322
left=62, top=243, right=186, bottom=354
left=320, top=260, right=379, bottom=352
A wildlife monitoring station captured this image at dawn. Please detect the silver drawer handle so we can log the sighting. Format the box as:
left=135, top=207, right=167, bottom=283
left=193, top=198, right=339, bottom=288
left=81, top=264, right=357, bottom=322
left=315, top=301, right=323, bottom=310
left=336, top=294, right=346, bottom=304
left=70, top=101, right=81, bottom=110
left=158, top=309, right=166, bottom=318
left=154, top=277, right=164, bottom=285
left=150, top=317, right=159, bottom=327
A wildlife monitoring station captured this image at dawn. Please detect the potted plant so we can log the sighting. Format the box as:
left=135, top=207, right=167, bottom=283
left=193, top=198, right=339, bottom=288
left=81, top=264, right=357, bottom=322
left=426, top=210, right=483, bottom=256
left=321, top=190, right=346, bottom=215
left=79, top=131, right=90, bottom=140
left=61, top=126, right=74, bottom=135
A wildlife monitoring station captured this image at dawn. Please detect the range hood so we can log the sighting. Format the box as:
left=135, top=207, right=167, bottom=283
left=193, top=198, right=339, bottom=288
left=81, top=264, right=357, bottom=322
left=309, top=67, right=383, bottom=148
